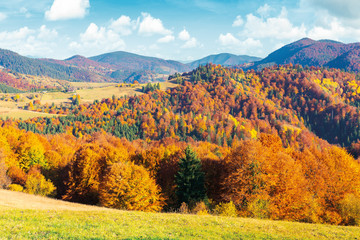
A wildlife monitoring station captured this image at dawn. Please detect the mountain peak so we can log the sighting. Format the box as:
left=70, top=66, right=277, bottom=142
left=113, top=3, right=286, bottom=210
left=65, top=55, right=87, bottom=61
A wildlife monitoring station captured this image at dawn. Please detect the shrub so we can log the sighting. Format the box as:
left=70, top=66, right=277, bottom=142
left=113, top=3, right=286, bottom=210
left=192, top=201, right=209, bottom=215
left=24, top=170, right=56, bottom=197
left=247, top=197, right=270, bottom=219
left=214, top=201, right=238, bottom=217
left=8, top=184, right=23, bottom=192
left=178, top=202, right=189, bottom=214
left=339, top=194, right=360, bottom=225
left=7, top=166, right=27, bottom=186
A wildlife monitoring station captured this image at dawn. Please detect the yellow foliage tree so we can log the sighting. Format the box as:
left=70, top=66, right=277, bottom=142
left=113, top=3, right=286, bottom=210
left=24, top=168, right=56, bottom=197
left=99, top=161, right=163, bottom=212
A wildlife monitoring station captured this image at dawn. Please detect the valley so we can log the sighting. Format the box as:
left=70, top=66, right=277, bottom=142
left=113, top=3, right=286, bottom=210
left=1, top=37, right=360, bottom=239
left=3, top=0, right=360, bottom=239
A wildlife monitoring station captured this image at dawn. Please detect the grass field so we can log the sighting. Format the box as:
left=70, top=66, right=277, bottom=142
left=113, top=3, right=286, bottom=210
left=0, top=100, right=59, bottom=120
left=0, top=190, right=358, bottom=240
left=0, top=81, right=178, bottom=120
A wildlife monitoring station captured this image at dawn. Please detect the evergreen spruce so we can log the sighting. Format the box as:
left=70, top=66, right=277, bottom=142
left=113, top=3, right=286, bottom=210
left=175, top=146, right=206, bottom=207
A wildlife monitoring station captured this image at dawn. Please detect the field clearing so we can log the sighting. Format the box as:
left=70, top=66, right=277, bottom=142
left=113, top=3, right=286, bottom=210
left=70, top=82, right=118, bottom=88
left=0, top=106, right=59, bottom=120
left=0, top=189, right=358, bottom=240
left=2, top=81, right=178, bottom=105
left=77, top=86, right=143, bottom=102
left=76, top=81, right=178, bottom=102
left=0, top=81, right=178, bottom=119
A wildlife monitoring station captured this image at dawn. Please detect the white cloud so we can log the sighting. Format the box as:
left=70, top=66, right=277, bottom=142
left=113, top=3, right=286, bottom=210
left=45, top=0, right=90, bottom=21
left=218, top=33, right=262, bottom=55
left=80, top=23, right=105, bottom=42
left=38, top=25, right=58, bottom=40
left=157, top=35, right=175, bottom=43
left=110, top=15, right=138, bottom=36
left=308, top=18, right=360, bottom=40
left=182, top=37, right=199, bottom=48
left=219, top=33, right=262, bottom=49
left=241, top=7, right=306, bottom=40
left=70, top=23, right=125, bottom=56
left=20, top=7, right=31, bottom=18
left=0, top=26, right=59, bottom=57
left=219, top=33, right=240, bottom=45
left=257, top=4, right=273, bottom=18
left=232, top=15, right=243, bottom=27
left=138, top=12, right=171, bottom=36
left=303, top=0, right=360, bottom=20
left=0, top=27, right=34, bottom=41
left=0, top=13, right=7, bottom=21
left=178, top=29, right=190, bottom=41
left=178, top=28, right=200, bottom=48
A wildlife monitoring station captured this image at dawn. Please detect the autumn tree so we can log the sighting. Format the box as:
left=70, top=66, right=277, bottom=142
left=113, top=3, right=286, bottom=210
left=63, top=136, right=130, bottom=204
left=63, top=143, right=107, bottom=204
left=99, top=161, right=163, bottom=212
left=222, top=137, right=311, bottom=221
left=175, top=146, right=206, bottom=207
left=16, top=132, right=47, bottom=171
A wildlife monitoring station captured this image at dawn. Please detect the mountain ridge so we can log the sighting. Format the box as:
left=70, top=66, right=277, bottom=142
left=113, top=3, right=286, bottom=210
left=252, top=38, right=360, bottom=71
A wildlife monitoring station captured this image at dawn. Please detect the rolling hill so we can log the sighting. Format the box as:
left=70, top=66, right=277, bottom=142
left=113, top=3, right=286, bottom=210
left=0, top=48, right=88, bottom=82
left=90, top=51, right=191, bottom=73
left=4, top=37, right=360, bottom=90
left=252, top=38, right=360, bottom=71
left=188, top=53, right=261, bottom=68
left=0, top=48, right=192, bottom=84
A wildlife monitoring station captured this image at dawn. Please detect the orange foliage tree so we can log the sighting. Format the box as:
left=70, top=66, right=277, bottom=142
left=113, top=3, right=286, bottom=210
left=99, top=161, right=163, bottom=212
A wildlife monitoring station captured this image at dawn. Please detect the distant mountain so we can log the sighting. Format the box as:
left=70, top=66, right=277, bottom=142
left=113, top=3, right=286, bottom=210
left=0, top=49, right=87, bottom=82
left=0, top=48, right=192, bottom=84
left=325, top=47, right=360, bottom=72
left=4, top=38, right=360, bottom=88
left=188, top=53, right=261, bottom=69
left=252, top=38, right=360, bottom=70
left=42, top=55, right=114, bottom=82
left=89, top=51, right=191, bottom=73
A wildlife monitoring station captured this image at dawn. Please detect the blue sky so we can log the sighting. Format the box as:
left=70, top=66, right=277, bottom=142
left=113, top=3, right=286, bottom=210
left=0, top=0, right=360, bottom=60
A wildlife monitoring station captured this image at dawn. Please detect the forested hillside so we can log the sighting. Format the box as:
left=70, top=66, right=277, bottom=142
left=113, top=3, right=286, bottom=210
left=252, top=38, right=360, bottom=72
left=0, top=49, right=89, bottom=82
left=1, top=64, right=360, bottom=225
left=14, top=64, right=360, bottom=148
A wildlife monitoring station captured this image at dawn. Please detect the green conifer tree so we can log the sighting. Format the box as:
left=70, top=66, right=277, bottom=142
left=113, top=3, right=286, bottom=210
left=175, top=146, right=206, bottom=207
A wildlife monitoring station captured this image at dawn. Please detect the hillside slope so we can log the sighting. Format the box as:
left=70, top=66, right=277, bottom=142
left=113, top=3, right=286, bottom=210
left=0, top=189, right=104, bottom=210
left=0, top=48, right=191, bottom=84
left=0, top=189, right=358, bottom=240
left=0, top=49, right=88, bottom=82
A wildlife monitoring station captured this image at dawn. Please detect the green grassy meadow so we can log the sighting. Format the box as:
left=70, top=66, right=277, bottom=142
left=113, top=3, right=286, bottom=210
left=0, top=206, right=359, bottom=240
